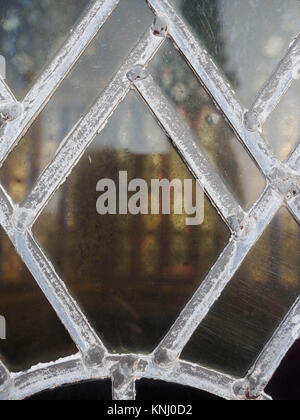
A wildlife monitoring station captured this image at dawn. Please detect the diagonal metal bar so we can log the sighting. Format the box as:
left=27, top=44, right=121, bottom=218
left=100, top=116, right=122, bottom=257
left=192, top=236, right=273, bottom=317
left=132, top=73, right=300, bottom=379
left=0, top=78, right=16, bottom=103
left=287, top=140, right=300, bottom=173
left=288, top=193, right=300, bottom=226
left=233, top=191, right=300, bottom=399
left=244, top=296, right=300, bottom=398
left=0, top=184, right=107, bottom=362
left=286, top=147, right=300, bottom=225
left=16, top=27, right=165, bottom=230
left=132, top=74, right=245, bottom=228
left=242, top=177, right=300, bottom=396
left=18, top=231, right=107, bottom=363
left=0, top=0, right=120, bottom=165
left=148, top=1, right=300, bottom=194
left=248, top=32, right=300, bottom=127
left=148, top=188, right=282, bottom=363
left=0, top=184, right=14, bottom=233
left=230, top=114, right=300, bottom=394
left=0, top=78, right=23, bottom=123
left=0, top=360, right=10, bottom=400
left=146, top=0, right=279, bottom=177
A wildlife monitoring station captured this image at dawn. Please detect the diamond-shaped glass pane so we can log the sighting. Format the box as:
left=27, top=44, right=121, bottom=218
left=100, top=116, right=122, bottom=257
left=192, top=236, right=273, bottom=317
left=0, top=229, right=77, bottom=372
left=0, top=0, right=90, bottom=100
left=149, top=39, right=265, bottom=210
left=0, top=0, right=154, bottom=203
left=263, top=82, right=300, bottom=161
left=32, top=91, right=230, bottom=354
left=182, top=207, right=300, bottom=378
left=174, top=0, right=300, bottom=106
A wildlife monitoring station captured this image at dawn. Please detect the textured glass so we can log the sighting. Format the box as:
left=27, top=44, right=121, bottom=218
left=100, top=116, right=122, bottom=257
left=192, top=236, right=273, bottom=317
left=0, top=0, right=153, bottom=203
left=0, top=228, right=77, bottom=372
left=263, top=82, right=300, bottom=161
left=33, top=92, right=230, bottom=354
left=182, top=208, right=300, bottom=378
left=150, top=39, right=265, bottom=210
left=174, top=0, right=300, bottom=106
left=0, top=0, right=89, bottom=99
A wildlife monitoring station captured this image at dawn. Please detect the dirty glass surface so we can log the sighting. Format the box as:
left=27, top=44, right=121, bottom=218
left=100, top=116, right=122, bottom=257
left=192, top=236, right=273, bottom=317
left=0, top=0, right=154, bottom=203
left=263, top=82, right=300, bottom=161
left=182, top=207, right=300, bottom=378
left=0, top=228, right=77, bottom=372
left=33, top=92, right=230, bottom=354
left=174, top=0, right=300, bottom=106
left=150, top=39, right=265, bottom=210
left=0, top=0, right=90, bottom=100
left=0, top=0, right=299, bottom=401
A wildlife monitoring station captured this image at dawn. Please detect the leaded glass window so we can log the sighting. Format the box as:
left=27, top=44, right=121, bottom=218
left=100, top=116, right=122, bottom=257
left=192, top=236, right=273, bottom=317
left=0, top=0, right=300, bottom=401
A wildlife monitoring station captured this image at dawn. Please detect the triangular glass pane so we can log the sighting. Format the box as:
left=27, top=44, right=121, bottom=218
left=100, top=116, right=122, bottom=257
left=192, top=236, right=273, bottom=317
left=149, top=39, right=265, bottom=210
left=263, top=82, right=300, bottom=161
left=0, top=0, right=90, bottom=100
left=182, top=207, right=300, bottom=378
left=174, top=0, right=300, bottom=106
left=32, top=91, right=230, bottom=354
left=0, top=228, right=77, bottom=372
left=0, top=0, right=154, bottom=203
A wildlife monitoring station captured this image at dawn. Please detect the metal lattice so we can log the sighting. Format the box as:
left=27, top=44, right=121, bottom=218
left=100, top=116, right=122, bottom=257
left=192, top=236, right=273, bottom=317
left=0, top=0, right=300, bottom=400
